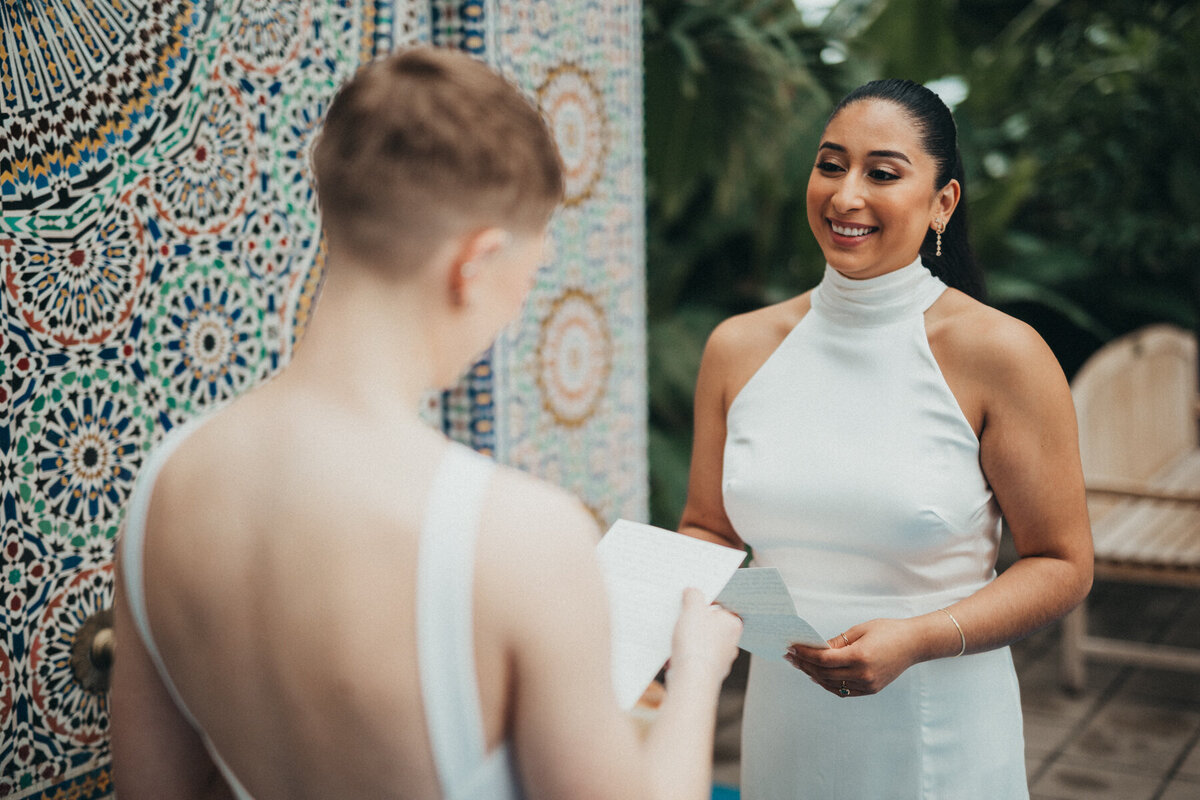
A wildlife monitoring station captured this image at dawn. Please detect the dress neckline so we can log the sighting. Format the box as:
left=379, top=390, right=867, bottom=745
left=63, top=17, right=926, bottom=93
left=811, top=257, right=947, bottom=328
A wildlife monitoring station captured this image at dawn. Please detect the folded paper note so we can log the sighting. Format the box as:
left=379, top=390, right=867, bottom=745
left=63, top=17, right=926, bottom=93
left=714, top=567, right=829, bottom=655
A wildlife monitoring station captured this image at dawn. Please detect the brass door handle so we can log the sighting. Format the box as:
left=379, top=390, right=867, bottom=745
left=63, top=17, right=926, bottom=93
left=71, top=608, right=115, bottom=693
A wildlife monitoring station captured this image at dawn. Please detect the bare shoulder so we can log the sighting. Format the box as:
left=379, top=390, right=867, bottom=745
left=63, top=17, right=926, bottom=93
left=147, top=407, right=246, bottom=519
left=155, top=387, right=283, bottom=482
left=927, top=289, right=1065, bottom=392
left=473, top=464, right=607, bottom=648
left=701, top=292, right=813, bottom=404
left=480, top=464, right=602, bottom=567
left=707, top=292, right=812, bottom=359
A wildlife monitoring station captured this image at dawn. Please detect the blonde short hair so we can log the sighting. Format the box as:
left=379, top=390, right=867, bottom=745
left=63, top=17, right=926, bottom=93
left=313, top=47, right=563, bottom=268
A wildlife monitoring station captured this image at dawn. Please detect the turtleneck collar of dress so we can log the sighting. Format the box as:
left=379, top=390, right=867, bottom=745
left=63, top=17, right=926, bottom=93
left=810, top=257, right=947, bottom=328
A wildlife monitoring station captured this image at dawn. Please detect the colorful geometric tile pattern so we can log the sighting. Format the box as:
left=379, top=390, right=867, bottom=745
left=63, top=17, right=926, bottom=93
left=430, top=0, right=490, bottom=54
left=489, top=0, right=649, bottom=527
left=429, top=1, right=649, bottom=525
left=0, top=0, right=646, bottom=796
left=1, top=2, right=397, bottom=795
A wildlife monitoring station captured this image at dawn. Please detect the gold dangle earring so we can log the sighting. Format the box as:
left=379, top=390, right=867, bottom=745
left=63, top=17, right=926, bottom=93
left=933, top=218, right=943, bottom=257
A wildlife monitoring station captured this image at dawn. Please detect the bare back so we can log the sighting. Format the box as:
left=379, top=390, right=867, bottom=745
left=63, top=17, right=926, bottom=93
left=135, top=378, right=512, bottom=800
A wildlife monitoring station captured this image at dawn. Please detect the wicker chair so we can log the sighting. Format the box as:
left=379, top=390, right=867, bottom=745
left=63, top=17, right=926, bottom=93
left=1060, top=324, right=1200, bottom=692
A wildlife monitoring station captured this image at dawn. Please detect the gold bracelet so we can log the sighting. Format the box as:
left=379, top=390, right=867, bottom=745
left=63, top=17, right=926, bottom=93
left=941, top=608, right=966, bottom=657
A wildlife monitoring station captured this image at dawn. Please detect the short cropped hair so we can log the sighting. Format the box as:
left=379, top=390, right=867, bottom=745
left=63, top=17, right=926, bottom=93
left=313, top=47, right=564, bottom=268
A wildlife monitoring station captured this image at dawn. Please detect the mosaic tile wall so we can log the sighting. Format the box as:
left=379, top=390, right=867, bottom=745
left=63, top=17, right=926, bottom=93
left=421, top=0, right=648, bottom=526
left=0, top=0, right=646, bottom=796
left=487, top=0, right=648, bottom=527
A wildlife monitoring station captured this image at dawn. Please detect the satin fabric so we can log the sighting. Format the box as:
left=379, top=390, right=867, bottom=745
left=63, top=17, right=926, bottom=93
left=724, top=260, right=1028, bottom=799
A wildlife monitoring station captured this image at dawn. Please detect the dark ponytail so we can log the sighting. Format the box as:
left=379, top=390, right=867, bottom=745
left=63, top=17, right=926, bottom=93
left=828, top=79, right=985, bottom=300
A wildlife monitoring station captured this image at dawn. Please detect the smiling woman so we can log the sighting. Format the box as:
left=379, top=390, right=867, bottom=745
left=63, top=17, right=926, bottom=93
left=676, top=79, right=1093, bottom=799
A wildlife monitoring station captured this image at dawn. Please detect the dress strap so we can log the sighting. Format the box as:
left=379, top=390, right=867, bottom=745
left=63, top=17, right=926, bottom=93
left=119, top=416, right=255, bottom=800
left=417, top=444, right=497, bottom=797
left=120, top=418, right=206, bottom=729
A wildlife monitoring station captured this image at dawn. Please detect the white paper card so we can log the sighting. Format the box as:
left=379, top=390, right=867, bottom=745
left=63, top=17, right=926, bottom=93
left=715, top=567, right=829, bottom=655
left=596, top=520, right=747, bottom=710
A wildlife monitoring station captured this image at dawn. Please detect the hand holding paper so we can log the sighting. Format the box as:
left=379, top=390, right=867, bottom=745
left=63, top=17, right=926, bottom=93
left=595, top=520, right=746, bottom=709
left=595, top=522, right=830, bottom=709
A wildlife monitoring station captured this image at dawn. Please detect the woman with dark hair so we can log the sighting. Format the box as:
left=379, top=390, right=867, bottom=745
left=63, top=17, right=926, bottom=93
left=679, top=79, right=1093, bottom=797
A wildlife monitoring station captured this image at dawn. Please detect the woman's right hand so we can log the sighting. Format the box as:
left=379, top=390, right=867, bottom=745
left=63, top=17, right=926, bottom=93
left=668, top=588, right=743, bottom=684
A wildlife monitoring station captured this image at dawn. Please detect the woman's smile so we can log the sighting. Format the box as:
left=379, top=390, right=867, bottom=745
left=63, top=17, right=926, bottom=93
left=827, top=219, right=879, bottom=245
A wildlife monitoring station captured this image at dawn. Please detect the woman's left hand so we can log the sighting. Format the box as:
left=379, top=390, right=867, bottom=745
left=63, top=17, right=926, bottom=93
left=785, top=617, right=923, bottom=698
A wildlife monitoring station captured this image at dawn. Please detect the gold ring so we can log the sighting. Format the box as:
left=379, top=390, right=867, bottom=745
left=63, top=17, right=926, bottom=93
left=840, top=633, right=850, bottom=646
left=838, top=681, right=850, bottom=697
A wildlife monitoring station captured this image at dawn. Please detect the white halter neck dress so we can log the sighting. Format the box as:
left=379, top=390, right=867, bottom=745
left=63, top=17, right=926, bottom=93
left=723, top=260, right=1028, bottom=799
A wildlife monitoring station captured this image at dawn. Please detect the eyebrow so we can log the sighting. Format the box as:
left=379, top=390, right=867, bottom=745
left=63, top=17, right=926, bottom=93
left=818, top=141, right=912, bottom=164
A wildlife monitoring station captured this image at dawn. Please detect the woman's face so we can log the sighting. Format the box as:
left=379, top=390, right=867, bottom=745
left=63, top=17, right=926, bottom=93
left=806, top=99, right=958, bottom=280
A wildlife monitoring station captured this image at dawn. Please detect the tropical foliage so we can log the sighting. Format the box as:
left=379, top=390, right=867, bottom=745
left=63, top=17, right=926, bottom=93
left=644, top=0, right=1200, bottom=527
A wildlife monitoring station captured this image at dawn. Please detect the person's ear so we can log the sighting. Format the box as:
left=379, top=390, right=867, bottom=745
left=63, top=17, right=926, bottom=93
left=449, top=227, right=510, bottom=302
left=933, top=179, right=961, bottom=226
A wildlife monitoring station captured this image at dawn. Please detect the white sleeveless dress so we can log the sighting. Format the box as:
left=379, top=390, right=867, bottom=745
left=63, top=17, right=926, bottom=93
left=723, top=260, right=1028, bottom=799
left=122, top=424, right=523, bottom=799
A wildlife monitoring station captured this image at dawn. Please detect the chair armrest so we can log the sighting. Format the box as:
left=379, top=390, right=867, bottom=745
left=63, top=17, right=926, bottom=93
left=1086, top=481, right=1200, bottom=505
